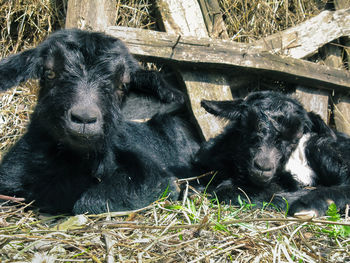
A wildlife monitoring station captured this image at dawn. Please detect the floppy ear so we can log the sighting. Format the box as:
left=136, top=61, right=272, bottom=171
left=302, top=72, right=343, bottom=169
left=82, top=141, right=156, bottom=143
left=307, top=111, right=335, bottom=137
left=201, top=99, right=245, bottom=120
left=0, top=48, right=39, bottom=92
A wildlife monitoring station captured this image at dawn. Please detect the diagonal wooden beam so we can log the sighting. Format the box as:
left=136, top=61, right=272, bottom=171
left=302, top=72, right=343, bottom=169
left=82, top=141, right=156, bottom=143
left=254, top=8, right=350, bottom=59
left=105, top=26, right=350, bottom=91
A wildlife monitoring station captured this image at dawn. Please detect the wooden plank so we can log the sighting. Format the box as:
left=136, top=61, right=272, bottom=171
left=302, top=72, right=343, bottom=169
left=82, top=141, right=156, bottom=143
left=198, top=0, right=229, bottom=39
left=155, top=0, right=232, bottom=140
left=294, top=87, right=329, bottom=123
left=105, top=26, right=350, bottom=91
left=334, top=96, right=350, bottom=134
left=254, top=8, right=350, bottom=59
left=328, top=0, right=350, bottom=134
left=181, top=70, right=231, bottom=136
left=156, top=0, right=208, bottom=37
left=65, top=0, right=116, bottom=30
left=334, top=0, right=350, bottom=9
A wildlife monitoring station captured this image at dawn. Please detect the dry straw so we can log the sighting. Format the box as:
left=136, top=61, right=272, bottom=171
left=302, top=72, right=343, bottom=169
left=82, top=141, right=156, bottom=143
left=1, top=197, right=350, bottom=262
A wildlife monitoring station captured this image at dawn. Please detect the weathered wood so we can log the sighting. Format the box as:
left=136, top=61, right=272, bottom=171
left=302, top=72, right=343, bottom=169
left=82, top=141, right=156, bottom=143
left=155, top=0, right=207, bottom=37
left=334, top=96, right=350, bottom=134
left=322, top=42, right=344, bottom=69
left=334, top=0, right=350, bottom=10
left=105, top=26, right=350, bottom=91
left=155, top=0, right=232, bottom=140
left=198, top=0, right=229, bottom=39
left=255, top=8, right=350, bottom=59
left=65, top=0, right=116, bottom=30
left=337, top=0, right=350, bottom=70
left=327, top=0, right=350, bottom=134
left=294, top=87, right=329, bottom=123
left=180, top=70, right=231, bottom=135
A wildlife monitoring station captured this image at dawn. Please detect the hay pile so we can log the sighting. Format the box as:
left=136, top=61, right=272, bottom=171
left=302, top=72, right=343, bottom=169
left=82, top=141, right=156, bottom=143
left=0, top=0, right=66, bottom=157
left=219, top=0, right=324, bottom=42
left=1, top=1, right=350, bottom=262
left=2, top=197, right=350, bottom=262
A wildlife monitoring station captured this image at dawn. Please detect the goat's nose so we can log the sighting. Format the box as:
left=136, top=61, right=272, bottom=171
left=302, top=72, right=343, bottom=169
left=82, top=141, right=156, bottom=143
left=69, top=106, right=99, bottom=125
left=253, top=158, right=274, bottom=172
left=66, top=105, right=103, bottom=138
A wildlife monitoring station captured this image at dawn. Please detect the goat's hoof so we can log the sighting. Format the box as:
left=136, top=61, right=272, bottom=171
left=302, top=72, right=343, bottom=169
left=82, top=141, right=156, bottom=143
left=293, top=210, right=317, bottom=219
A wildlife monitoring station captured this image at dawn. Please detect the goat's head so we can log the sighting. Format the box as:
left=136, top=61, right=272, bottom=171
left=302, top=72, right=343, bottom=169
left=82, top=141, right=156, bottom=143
left=201, top=91, right=313, bottom=186
left=0, top=29, right=178, bottom=152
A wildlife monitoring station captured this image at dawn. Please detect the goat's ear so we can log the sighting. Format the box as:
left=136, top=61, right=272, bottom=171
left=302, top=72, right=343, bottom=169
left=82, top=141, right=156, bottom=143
left=307, top=111, right=335, bottom=137
left=0, top=48, right=39, bottom=92
left=201, top=99, right=245, bottom=120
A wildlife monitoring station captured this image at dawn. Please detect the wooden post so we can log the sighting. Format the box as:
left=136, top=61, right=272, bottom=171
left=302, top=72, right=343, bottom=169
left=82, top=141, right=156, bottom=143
left=292, top=6, right=349, bottom=124
left=65, top=0, right=116, bottom=30
left=334, top=0, right=350, bottom=9
left=294, top=86, right=329, bottom=122
left=156, top=0, right=233, bottom=140
left=197, top=0, right=229, bottom=39
left=328, top=0, right=350, bottom=134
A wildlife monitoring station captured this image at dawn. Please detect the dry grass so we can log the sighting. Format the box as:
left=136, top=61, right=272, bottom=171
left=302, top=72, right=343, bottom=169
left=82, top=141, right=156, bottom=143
left=116, top=0, right=156, bottom=30
left=0, top=0, right=67, bottom=56
left=219, top=0, right=326, bottom=42
left=0, top=82, right=37, bottom=158
left=1, top=1, right=350, bottom=262
left=1, top=195, right=350, bottom=262
left=0, top=0, right=67, bottom=157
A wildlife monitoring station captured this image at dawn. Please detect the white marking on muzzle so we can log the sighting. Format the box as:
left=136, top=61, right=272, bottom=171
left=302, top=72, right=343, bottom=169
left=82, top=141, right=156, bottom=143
left=284, top=133, right=316, bottom=186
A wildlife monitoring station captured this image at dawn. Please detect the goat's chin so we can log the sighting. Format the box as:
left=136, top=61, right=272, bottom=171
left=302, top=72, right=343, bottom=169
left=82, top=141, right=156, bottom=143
left=248, top=169, right=275, bottom=186
left=61, top=131, right=104, bottom=153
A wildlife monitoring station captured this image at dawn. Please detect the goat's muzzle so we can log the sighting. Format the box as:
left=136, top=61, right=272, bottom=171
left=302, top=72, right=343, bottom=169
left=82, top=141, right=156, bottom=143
left=249, top=145, right=280, bottom=185
left=66, top=104, right=103, bottom=143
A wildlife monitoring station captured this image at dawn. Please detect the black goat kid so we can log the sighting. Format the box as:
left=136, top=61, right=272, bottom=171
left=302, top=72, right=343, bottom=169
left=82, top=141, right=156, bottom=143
left=0, top=29, right=199, bottom=214
left=194, top=91, right=350, bottom=217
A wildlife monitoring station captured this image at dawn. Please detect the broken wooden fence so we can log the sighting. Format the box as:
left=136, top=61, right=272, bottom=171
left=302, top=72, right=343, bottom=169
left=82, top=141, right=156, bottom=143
left=66, top=0, right=350, bottom=139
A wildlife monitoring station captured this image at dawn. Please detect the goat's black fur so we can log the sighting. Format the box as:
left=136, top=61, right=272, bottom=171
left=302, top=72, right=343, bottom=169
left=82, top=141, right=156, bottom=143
left=0, top=29, right=199, bottom=214
left=193, top=91, right=350, bottom=216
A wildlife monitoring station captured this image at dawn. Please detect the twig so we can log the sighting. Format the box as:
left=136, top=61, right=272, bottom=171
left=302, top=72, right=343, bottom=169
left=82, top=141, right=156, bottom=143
left=345, top=204, right=349, bottom=221
left=256, top=222, right=297, bottom=236
left=103, top=206, right=115, bottom=263
left=0, top=194, right=25, bottom=202
left=189, top=241, right=246, bottom=263
left=175, top=171, right=215, bottom=184
left=298, top=231, right=327, bottom=262
left=238, top=187, right=252, bottom=206
left=87, top=203, right=155, bottom=218
left=101, top=217, right=350, bottom=230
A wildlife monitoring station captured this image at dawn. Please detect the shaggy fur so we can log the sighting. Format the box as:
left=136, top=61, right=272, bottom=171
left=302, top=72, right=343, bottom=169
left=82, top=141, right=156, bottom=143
left=0, top=29, right=199, bottom=214
left=193, top=91, right=350, bottom=216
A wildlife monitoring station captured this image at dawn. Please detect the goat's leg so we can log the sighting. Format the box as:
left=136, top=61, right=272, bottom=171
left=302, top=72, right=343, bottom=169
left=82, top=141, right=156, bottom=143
left=129, top=69, right=184, bottom=103
left=286, top=185, right=350, bottom=217
left=306, top=135, right=348, bottom=186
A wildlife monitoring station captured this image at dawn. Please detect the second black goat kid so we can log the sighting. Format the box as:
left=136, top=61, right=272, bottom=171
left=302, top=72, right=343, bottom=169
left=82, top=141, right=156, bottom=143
left=193, top=91, right=350, bottom=217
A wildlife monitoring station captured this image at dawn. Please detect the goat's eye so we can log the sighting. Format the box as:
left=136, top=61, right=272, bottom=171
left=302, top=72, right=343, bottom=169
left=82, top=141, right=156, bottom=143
left=45, top=70, right=56, bottom=80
